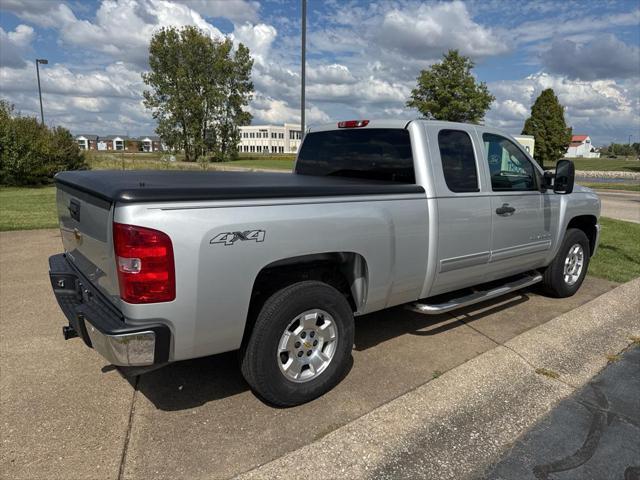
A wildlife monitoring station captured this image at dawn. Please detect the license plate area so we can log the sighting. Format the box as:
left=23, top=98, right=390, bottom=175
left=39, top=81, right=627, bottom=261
left=50, top=272, right=81, bottom=299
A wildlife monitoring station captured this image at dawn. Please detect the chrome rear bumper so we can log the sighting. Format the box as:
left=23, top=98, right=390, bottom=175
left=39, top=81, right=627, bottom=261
left=85, top=322, right=156, bottom=366
left=49, top=253, right=170, bottom=367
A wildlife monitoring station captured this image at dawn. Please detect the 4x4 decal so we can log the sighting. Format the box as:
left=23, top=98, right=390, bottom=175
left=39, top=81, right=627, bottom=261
left=210, top=230, right=265, bottom=246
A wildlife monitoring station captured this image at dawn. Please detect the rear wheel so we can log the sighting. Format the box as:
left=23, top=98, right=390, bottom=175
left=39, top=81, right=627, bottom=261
left=541, top=228, right=590, bottom=297
left=240, top=281, right=354, bottom=407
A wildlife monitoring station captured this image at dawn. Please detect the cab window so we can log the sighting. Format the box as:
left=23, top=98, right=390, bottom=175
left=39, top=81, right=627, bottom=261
left=437, top=129, right=479, bottom=193
left=482, top=133, right=538, bottom=191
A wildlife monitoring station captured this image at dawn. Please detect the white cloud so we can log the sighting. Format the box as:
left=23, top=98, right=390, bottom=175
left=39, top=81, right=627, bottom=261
left=378, top=1, right=508, bottom=59
left=0, top=24, right=34, bottom=68
left=231, top=23, right=277, bottom=63
left=6, top=24, right=34, bottom=48
left=541, top=35, right=640, bottom=80
left=307, top=64, right=356, bottom=84
left=60, top=0, right=224, bottom=67
left=293, top=0, right=509, bottom=122
left=175, top=0, right=260, bottom=23
left=515, top=8, right=640, bottom=45
left=249, top=93, right=330, bottom=125
left=3, top=0, right=225, bottom=67
left=1, top=61, right=143, bottom=98
left=486, top=73, right=640, bottom=144
left=0, top=59, right=151, bottom=133
left=0, top=0, right=76, bottom=28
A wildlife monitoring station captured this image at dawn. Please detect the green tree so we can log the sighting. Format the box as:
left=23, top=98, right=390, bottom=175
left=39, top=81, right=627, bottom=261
left=142, top=26, right=254, bottom=162
left=407, top=50, right=494, bottom=123
left=602, top=142, right=636, bottom=157
left=522, top=89, right=572, bottom=168
left=0, top=100, right=86, bottom=185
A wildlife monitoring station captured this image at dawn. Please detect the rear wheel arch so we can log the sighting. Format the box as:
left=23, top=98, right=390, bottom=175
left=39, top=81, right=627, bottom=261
left=241, top=252, right=368, bottom=347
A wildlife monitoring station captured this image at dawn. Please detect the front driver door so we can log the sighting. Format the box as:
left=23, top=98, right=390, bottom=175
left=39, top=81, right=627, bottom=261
left=482, top=133, right=550, bottom=275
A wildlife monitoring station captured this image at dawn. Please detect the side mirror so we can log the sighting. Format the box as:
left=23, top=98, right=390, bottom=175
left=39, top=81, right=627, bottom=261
left=554, top=159, right=575, bottom=194
left=542, top=171, right=554, bottom=190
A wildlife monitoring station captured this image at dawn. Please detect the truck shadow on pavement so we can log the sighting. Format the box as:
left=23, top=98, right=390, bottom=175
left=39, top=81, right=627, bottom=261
left=354, top=291, right=531, bottom=350
left=127, top=290, right=534, bottom=411
left=128, top=351, right=249, bottom=410
left=129, top=353, right=353, bottom=411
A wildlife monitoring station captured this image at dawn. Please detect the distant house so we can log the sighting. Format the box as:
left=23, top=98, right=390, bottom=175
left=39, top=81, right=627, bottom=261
left=76, top=134, right=98, bottom=150
left=140, top=135, right=165, bottom=152
left=101, top=135, right=127, bottom=151
left=566, top=135, right=600, bottom=158
left=77, top=134, right=167, bottom=152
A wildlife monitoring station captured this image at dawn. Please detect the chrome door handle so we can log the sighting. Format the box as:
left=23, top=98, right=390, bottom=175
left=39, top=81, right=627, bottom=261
left=496, top=203, right=516, bottom=216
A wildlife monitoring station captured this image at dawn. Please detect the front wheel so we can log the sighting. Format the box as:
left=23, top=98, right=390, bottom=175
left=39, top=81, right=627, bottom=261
left=541, top=228, right=590, bottom=298
left=240, top=281, right=354, bottom=407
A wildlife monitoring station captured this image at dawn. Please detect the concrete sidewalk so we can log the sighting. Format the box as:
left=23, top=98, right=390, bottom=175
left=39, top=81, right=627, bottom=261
left=238, top=278, right=640, bottom=480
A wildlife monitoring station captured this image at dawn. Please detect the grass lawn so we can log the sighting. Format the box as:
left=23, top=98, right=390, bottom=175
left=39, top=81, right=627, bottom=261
left=0, top=187, right=57, bottom=231
left=565, top=157, right=640, bottom=172
left=86, top=151, right=294, bottom=171
left=577, top=182, right=640, bottom=192
left=225, top=158, right=294, bottom=170
left=589, top=217, right=640, bottom=283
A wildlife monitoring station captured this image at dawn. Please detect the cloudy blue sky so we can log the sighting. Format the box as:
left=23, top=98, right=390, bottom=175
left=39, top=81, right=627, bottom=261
left=1, top=0, right=639, bottom=145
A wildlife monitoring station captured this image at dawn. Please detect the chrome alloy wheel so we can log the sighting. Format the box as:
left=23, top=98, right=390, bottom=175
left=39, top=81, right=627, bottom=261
left=277, top=309, right=338, bottom=383
left=563, top=243, right=585, bottom=286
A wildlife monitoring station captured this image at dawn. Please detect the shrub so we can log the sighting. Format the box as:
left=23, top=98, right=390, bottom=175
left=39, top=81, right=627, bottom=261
left=0, top=101, right=87, bottom=186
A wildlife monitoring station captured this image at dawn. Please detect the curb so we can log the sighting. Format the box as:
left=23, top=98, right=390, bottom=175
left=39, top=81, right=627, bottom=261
left=236, top=278, right=640, bottom=480
left=593, top=189, right=640, bottom=196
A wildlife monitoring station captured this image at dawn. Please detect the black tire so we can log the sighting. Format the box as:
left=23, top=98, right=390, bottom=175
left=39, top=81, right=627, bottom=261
left=240, top=281, right=354, bottom=407
left=541, top=228, right=590, bottom=298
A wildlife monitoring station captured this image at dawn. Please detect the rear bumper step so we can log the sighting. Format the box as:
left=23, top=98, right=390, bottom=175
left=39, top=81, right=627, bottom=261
left=407, top=272, right=543, bottom=315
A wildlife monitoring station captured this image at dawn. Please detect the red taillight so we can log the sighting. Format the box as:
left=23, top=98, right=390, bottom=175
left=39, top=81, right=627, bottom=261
left=338, top=120, right=370, bottom=128
left=113, top=223, right=175, bottom=304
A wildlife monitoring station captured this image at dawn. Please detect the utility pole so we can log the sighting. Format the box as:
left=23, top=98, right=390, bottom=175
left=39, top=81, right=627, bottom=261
left=301, top=0, right=306, bottom=138
left=35, top=58, right=48, bottom=125
left=629, top=134, right=633, bottom=145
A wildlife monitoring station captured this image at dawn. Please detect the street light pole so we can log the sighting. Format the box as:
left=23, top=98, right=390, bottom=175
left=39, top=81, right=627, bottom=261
left=35, top=58, right=48, bottom=125
left=301, top=0, right=306, bottom=138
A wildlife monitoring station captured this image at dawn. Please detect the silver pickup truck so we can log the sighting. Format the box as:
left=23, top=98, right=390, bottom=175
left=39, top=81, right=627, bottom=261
left=49, top=119, right=600, bottom=406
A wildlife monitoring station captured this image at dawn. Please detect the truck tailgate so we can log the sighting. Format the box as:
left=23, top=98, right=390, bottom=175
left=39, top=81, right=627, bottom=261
left=56, top=185, right=119, bottom=301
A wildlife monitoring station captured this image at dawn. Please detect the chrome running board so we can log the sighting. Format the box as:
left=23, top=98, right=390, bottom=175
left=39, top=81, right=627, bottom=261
left=407, top=272, right=543, bottom=315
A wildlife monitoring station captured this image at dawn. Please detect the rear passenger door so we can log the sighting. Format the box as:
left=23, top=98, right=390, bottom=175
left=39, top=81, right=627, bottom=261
left=428, top=127, right=492, bottom=296
left=481, top=133, right=549, bottom=274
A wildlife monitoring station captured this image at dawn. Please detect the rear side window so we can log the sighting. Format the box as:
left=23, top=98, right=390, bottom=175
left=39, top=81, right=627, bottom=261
left=295, top=129, right=415, bottom=183
left=437, top=129, right=479, bottom=193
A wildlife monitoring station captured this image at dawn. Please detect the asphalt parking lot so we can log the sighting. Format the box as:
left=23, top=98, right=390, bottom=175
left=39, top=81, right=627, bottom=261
left=0, top=229, right=620, bottom=480
left=597, top=190, right=640, bottom=224
left=486, top=345, right=640, bottom=480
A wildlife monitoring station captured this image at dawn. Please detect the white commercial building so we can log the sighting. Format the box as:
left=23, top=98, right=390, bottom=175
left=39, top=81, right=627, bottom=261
left=238, top=123, right=302, bottom=154
left=513, top=134, right=535, bottom=157
left=566, top=135, right=600, bottom=158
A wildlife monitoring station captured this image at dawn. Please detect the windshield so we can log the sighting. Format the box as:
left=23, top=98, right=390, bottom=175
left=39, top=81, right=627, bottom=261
left=295, top=128, right=415, bottom=183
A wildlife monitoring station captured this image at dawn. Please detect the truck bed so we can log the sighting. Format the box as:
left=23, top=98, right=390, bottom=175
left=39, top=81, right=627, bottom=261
left=54, top=170, right=424, bottom=204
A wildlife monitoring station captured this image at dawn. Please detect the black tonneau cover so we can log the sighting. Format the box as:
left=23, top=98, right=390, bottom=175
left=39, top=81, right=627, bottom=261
left=54, top=170, right=424, bottom=204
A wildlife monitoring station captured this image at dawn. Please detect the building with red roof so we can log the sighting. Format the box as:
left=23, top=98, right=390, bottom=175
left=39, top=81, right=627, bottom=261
left=566, top=135, right=600, bottom=158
